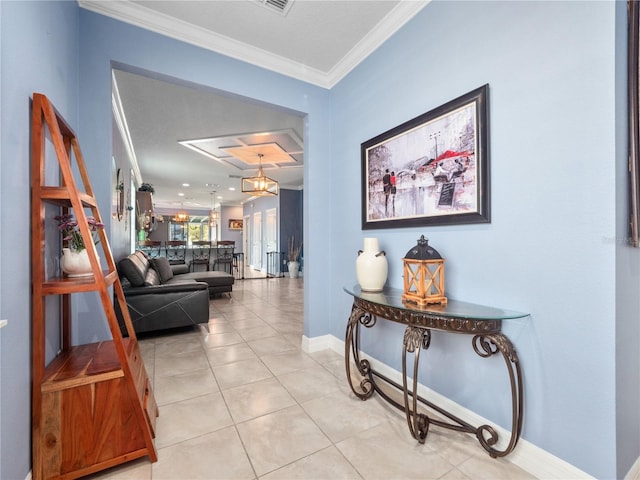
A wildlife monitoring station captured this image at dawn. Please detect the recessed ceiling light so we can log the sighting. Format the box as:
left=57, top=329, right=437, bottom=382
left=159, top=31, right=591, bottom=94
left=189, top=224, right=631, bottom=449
left=182, top=183, right=190, bottom=187
left=178, top=192, right=185, bottom=196
left=228, top=187, right=236, bottom=191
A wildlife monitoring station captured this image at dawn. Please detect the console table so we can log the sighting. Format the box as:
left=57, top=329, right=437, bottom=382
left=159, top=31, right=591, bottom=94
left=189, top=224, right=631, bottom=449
left=343, top=284, right=528, bottom=458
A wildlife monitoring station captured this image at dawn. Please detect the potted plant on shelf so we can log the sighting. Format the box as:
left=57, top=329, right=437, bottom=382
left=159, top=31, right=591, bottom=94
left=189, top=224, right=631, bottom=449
left=54, top=214, right=104, bottom=277
left=287, top=236, right=303, bottom=278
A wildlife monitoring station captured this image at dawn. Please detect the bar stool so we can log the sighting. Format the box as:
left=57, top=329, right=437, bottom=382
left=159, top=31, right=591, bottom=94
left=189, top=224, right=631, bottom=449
left=232, top=252, right=244, bottom=279
left=139, top=240, right=162, bottom=258
left=214, top=240, right=235, bottom=274
left=189, top=241, right=212, bottom=271
left=165, top=240, right=187, bottom=265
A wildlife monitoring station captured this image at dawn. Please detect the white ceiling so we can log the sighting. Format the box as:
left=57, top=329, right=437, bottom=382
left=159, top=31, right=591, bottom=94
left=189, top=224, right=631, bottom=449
left=81, top=0, right=428, bottom=87
left=91, top=0, right=430, bottom=211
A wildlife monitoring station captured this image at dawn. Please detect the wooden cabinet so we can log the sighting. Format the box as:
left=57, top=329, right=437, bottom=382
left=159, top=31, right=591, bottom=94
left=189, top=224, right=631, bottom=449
left=30, top=93, right=157, bottom=479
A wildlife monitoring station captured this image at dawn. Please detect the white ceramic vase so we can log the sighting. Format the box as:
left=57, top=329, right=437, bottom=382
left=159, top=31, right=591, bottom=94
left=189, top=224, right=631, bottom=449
left=61, top=248, right=97, bottom=277
left=288, top=261, right=299, bottom=278
left=356, top=238, right=388, bottom=292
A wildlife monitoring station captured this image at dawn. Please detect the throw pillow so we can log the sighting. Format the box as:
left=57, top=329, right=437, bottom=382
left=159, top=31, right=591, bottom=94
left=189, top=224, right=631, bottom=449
left=117, top=252, right=148, bottom=287
left=144, top=267, right=161, bottom=286
left=150, top=257, right=174, bottom=283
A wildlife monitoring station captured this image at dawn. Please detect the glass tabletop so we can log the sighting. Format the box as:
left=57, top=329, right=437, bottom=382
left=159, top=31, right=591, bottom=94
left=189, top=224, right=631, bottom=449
left=344, top=284, right=528, bottom=321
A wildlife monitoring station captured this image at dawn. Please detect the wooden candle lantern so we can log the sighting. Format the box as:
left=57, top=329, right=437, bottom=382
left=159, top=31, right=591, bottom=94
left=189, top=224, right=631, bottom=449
left=402, top=235, right=447, bottom=307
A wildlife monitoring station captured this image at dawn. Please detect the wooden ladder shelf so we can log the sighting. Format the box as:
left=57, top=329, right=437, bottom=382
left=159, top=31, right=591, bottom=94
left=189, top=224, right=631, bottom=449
left=30, top=93, right=158, bottom=479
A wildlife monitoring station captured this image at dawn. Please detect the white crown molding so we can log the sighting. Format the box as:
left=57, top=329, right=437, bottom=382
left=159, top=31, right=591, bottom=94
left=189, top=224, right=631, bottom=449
left=79, top=0, right=330, bottom=86
left=111, top=70, right=143, bottom=186
left=78, top=0, right=429, bottom=89
left=326, top=1, right=431, bottom=86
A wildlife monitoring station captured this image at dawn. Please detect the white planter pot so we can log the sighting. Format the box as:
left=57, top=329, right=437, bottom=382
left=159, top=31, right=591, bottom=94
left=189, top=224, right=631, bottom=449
left=356, top=238, right=388, bottom=292
left=61, top=248, right=98, bottom=277
left=288, top=261, right=299, bottom=278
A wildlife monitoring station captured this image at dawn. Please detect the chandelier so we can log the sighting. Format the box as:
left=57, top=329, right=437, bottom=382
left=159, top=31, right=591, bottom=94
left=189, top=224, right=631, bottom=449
left=173, top=203, right=190, bottom=223
left=242, top=154, right=278, bottom=196
left=209, top=191, right=219, bottom=227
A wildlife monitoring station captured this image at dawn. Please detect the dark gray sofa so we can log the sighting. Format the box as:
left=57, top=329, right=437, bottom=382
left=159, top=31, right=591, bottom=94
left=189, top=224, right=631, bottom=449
left=115, top=251, right=233, bottom=334
left=167, top=263, right=235, bottom=296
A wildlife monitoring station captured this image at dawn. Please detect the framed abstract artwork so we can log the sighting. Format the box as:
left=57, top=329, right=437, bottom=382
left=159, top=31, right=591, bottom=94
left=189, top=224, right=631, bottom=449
left=361, top=84, right=490, bottom=230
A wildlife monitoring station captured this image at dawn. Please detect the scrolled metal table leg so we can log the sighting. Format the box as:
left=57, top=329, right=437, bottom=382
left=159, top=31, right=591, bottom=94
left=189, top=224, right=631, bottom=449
left=402, top=325, right=432, bottom=443
left=345, top=303, right=376, bottom=400
left=472, top=333, right=523, bottom=457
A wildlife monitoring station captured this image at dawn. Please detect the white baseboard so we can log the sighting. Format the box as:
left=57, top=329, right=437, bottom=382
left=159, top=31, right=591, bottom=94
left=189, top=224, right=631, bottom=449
left=626, top=456, right=640, bottom=480
left=302, top=334, right=340, bottom=352
left=303, top=333, right=594, bottom=480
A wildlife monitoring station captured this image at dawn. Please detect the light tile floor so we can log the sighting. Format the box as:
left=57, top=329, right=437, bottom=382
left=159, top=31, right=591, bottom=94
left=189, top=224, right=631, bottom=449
left=88, top=278, right=535, bottom=480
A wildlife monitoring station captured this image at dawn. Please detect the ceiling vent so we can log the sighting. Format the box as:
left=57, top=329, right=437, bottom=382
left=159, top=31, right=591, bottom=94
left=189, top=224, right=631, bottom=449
left=254, top=0, right=294, bottom=16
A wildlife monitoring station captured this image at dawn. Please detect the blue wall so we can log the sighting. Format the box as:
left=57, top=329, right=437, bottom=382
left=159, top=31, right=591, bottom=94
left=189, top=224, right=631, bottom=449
left=330, top=2, right=626, bottom=478
left=615, top=0, right=640, bottom=475
left=1, top=1, right=638, bottom=479
left=0, top=2, right=79, bottom=478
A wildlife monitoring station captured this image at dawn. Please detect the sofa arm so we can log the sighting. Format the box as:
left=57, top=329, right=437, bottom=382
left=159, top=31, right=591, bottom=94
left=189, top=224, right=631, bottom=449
left=123, top=280, right=208, bottom=296
left=116, top=285, right=209, bottom=335
left=171, top=264, right=190, bottom=275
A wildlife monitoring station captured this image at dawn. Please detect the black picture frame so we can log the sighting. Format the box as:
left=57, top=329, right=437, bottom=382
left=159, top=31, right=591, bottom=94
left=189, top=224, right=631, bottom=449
left=629, top=1, right=640, bottom=247
left=361, top=84, right=490, bottom=230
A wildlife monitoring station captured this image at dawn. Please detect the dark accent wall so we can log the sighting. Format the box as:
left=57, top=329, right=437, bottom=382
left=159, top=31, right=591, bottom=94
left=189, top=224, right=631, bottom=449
left=279, top=188, right=303, bottom=259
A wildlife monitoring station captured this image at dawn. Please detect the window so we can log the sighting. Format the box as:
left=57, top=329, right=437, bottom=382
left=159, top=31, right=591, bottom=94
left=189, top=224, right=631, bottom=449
left=170, top=216, right=213, bottom=243
left=187, top=221, right=210, bottom=243
left=169, top=222, right=187, bottom=241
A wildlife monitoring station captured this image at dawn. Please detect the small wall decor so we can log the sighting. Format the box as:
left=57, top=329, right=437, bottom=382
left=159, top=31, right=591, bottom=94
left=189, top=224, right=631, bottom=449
left=115, top=168, right=124, bottom=221
left=361, top=85, right=490, bottom=229
left=229, top=219, right=243, bottom=230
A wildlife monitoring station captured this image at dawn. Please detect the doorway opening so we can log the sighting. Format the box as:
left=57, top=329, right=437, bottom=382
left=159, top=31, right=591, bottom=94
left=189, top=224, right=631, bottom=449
left=111, top=64, right=305, bottom=285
